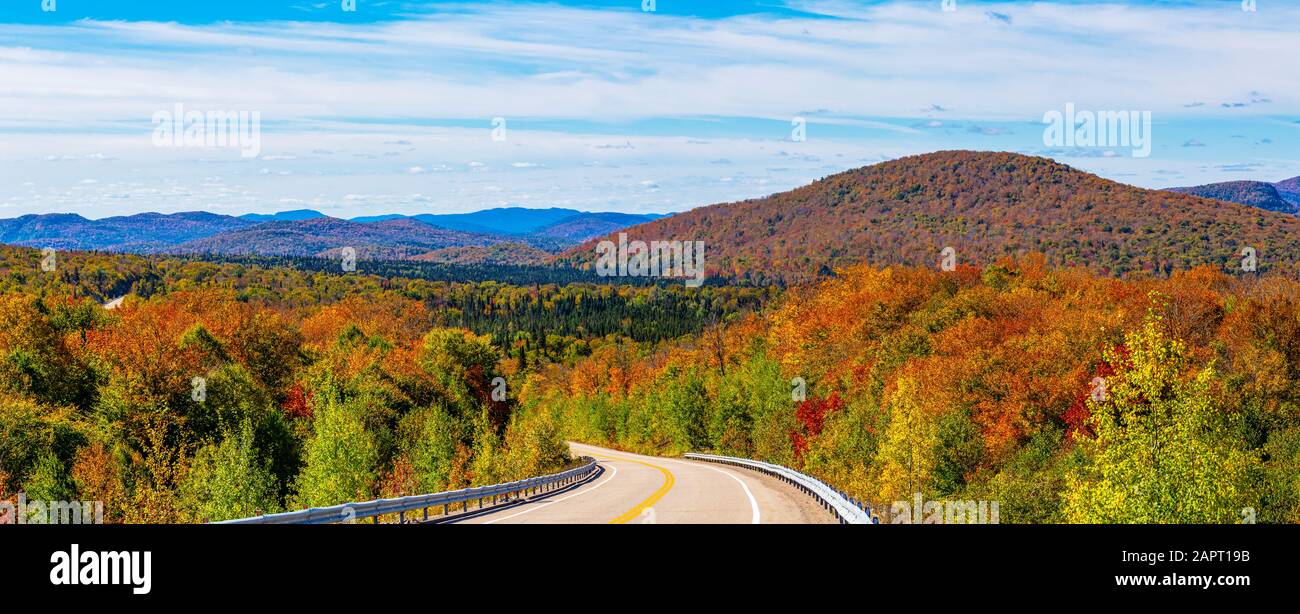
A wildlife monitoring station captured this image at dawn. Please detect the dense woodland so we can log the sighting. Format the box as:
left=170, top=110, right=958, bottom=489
left=530, top=256, right=1300, bottom=523
left=0, top=246, right=768, bottom=522
left=5, top=241, right=1296, bottom=522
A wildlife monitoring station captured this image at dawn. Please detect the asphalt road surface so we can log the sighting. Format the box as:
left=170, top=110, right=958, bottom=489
left=452, top=442, right=835, bottom=524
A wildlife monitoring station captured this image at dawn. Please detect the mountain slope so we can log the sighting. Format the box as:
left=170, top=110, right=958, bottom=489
left=166, top=217, right=503, bottom=259
left=238, top=209, right=326, bottom=222
left=349, top=207, right=585, bottom=235
left=1166, top=181, right=1297, bottom=214
left=410, top=242, right=553, bottom=265
left=1275, top=176, right=1300, bottom=208
left=559, top=151, right=1300, bottom=283
left=0, top=211, right=255, bottom=251
left=531, top=212, right=668, bottom=242
left=0, top=207, right=659, bottom=258
left=352, top=207, right=662, bottom=236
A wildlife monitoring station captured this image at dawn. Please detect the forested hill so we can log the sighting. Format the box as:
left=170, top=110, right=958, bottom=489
left=0, top=208, right=662, bottom=264
left=1272, top=175, right=1300, bottom=207
left=1167, top=180, right=1298, bottom=214
left=557, top=151, right=1300, bottom=284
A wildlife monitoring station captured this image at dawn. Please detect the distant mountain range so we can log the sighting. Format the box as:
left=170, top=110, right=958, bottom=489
left=1167, top=179, right=1300, bottom=214
left=170, top=217, right=503, bottom=260
left=558, top=151, right=1300, bottom=283
left=1276, top=176, right=1300, bottom=207
left=11, top=155, right=1300, bottom=280
left=350, top=207, right=663, bottom=236
left=528, top=212, right=669, bottom=241
left=237, top=209, right=327, bottom=223
left=0, top=211, right=256, bottom=252
left=0, top=207, right=665, bottom=264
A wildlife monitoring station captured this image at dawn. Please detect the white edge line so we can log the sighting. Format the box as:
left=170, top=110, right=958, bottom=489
left=661, top=457, right=761, bottom=525
left=482, top=462, right=618, bottom=524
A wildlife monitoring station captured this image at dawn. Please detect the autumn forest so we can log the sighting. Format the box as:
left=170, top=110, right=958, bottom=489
left=3, top=153, right=1300, bottom=524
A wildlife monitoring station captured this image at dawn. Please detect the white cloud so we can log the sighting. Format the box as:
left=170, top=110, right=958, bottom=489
left=1, top=2, right=1296, bottom=126
left=0, top=2, right=1297, bottom=218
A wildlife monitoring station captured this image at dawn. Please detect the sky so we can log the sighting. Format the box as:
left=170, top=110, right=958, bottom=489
left=0, top=0, right=1297, bottom=219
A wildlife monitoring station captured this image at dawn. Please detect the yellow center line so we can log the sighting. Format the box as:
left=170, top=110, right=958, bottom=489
left=592, top=453, right=676, bottom=524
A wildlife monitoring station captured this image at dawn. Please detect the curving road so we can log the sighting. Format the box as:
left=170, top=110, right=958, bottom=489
left=451, top=442, right=834, bottom=524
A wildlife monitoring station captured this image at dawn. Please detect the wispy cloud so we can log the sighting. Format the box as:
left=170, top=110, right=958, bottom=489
left=0, top=0, right=1297, bottom=217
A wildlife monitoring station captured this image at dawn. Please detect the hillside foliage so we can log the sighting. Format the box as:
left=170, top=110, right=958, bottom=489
left=560, top=151, right=1300, bottom=284
left=0, top=247, right=764, bottom=523
left=528, top=255, right=1300, bottom=523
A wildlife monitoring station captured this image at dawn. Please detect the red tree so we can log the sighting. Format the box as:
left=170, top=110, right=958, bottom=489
left=1063, top=345, right=1127, bottom=440
left=281, top=382, right=314, bottom=419
left=791, top=392, right=845, bottom=460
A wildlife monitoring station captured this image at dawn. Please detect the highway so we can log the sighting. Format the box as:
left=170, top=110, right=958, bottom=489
left=450, top=442, right=835, bottom=524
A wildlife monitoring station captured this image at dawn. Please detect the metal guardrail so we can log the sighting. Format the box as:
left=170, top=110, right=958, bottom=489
left=216, top=456, right=600, bottom=524
left=684, top=453, right=877, bottom=524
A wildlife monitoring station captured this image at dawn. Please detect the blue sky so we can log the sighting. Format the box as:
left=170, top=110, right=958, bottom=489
left=1, top=0, right=1297, bottom=219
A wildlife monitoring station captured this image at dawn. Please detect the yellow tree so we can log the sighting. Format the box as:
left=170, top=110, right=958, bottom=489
left=1064, top=302, right=1259, bottom=523
left=875, top=376, right=939, bottom=503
